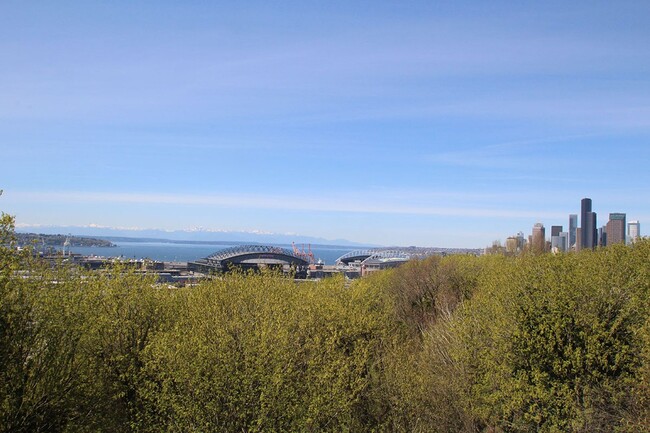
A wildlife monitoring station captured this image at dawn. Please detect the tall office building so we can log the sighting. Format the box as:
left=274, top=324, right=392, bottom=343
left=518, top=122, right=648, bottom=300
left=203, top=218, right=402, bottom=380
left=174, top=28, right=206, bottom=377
left=586, top=211, right=597, bottom=248
left=559, top=232, right=569, bottom=252
left=581, top=198, right=597, bottom=250
left=531, top=223, right=546, bottom=253
left=580, top=198, right=591, bottom=248
left=569, top=214, right=577, bottom=249
left=599, top=225, right=607, bottom=247
left=550, top=225, right=563, bottom=253
left=606, top=213, right=626, bottom=246
left=628, top=220, right=641, bottom=243
left=506, top=231, right=527, bottom=254
left=516, top=231, right=526, bottom=251
left=551, top=232, right=568, bottom=252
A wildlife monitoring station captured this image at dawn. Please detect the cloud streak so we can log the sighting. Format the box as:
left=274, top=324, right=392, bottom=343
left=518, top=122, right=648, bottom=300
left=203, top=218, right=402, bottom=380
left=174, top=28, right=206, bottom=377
left=10, top=190, right=565, bottom=220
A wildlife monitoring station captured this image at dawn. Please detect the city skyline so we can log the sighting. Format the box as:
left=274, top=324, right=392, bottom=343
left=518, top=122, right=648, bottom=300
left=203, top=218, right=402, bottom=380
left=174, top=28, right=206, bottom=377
left=503, top=198, right=641, bottom=254
left=2, top=1, right=650, bottom=247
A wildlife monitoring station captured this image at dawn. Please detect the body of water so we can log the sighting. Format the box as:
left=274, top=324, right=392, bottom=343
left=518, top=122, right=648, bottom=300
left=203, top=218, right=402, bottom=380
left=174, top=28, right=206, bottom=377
left=66, top=241, right=359, bottom=265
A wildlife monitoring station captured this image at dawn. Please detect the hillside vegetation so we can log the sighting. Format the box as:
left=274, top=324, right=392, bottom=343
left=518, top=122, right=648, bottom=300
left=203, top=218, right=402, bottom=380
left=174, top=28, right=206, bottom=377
left=1, top=212, right=649, bottom=432
left=15, top=232, right=115, bottom=248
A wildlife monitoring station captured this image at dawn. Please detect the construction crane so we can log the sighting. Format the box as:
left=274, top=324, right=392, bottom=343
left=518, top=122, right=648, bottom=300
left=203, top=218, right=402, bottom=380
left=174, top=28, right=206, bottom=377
left=292, top=242, right=315, bottom=264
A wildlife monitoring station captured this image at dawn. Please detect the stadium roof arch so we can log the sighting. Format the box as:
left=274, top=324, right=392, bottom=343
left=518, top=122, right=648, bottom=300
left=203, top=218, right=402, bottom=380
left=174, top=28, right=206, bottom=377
left=335, top=247, right=463, bottom=266
left=336, top=248, right=415, bottom=266
left=191, top=244, right=309, bottom=272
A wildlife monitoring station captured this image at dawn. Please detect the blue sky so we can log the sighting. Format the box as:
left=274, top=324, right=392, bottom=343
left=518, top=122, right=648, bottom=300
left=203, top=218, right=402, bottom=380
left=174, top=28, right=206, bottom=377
left=1, top=0, right=649, bottom=247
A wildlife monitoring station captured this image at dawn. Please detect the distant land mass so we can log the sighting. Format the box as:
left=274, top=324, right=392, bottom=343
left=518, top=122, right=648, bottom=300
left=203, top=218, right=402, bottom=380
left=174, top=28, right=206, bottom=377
left=15, top=226, right=378, bottom=248
left=16, top=233, right=115, bottom=248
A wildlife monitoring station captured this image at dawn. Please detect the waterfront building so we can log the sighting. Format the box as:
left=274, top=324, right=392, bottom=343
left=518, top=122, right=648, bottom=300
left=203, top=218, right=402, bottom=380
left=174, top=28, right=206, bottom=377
left=606, top=213, right=626, bottom=246
left=628, top=220, right=641, bottom=244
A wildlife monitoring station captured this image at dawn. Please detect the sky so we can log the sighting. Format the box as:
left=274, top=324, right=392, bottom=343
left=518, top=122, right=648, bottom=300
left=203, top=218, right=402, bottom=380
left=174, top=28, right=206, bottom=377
left=1, top=0, right=649, bottom=247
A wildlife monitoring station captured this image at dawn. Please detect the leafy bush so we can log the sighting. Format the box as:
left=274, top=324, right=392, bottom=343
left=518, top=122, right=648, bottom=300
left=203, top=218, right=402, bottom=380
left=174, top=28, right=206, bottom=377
left=1, top=210, right=649, bottom=432
left=449, top=243, right=650, bottom=432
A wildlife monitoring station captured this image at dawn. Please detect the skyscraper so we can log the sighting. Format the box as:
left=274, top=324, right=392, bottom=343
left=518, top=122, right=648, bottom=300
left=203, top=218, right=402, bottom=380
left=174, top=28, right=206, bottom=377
left=551, top=225, right=562, bottom=237
left=606, top=213, right=626, bottom=246
left=569, top=214, right=577, bottom=249
left=628, top=220, right=641, bottom=243
left=599, top=225, right=607, bottom=247
left=516, top=231, right=526, bottom=251
left=531, top=223, right=546, bottom=253
left=551, top=232, right=568, bottom=252
left=580, top=198, right=591, bottom=248
left=550, top=225, right=563, bottom=253
left=586, top=211, right=597, bottom=248
left=559, top=232, right=569, bottom=252
left=581, top=198, right=597, bottom=250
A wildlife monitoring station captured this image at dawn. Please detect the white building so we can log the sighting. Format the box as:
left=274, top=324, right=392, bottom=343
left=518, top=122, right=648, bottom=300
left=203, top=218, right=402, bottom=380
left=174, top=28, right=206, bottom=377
left=628, top=220, right=641, bottom=244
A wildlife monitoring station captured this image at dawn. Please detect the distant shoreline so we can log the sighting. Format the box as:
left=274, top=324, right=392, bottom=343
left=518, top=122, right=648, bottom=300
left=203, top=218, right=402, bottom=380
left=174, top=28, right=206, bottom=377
left=16, top=233, right=116, bottom=248
left=95, top=236, right=374, bottom=250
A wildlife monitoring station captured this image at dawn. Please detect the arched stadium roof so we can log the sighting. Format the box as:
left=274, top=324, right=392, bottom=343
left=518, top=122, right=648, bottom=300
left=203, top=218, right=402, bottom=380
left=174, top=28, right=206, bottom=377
left=200, top=244, right=309, bottom=269
left=335, top=247, right=470, bottom=266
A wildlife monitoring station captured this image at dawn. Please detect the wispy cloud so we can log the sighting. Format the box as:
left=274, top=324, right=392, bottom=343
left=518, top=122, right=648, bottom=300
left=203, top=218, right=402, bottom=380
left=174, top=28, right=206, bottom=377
left=3, top=4, right=649, bottom=129
left=11, top=190, right=565, bottom=220
left=426, top=133, right=604, bottom=169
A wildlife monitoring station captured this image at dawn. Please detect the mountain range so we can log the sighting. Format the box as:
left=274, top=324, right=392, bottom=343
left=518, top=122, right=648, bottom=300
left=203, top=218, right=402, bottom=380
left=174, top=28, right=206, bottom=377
left=15, top=225, right=376, bottom=248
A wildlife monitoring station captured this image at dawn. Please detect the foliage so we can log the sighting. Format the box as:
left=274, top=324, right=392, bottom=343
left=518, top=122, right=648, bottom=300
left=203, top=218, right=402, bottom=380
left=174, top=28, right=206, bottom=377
left=450, top=243, right=650, bottom=432
left=1, top=210, right=649, bottom=432
left=137, top=272, right=394, bottom=432
left=0, top=214, right=172, bottom=433
left=15, top=233, right=115, bottom=248
left=372, top=254, right=487, bottom=334
left=1, top=214, right=89, bottom=432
